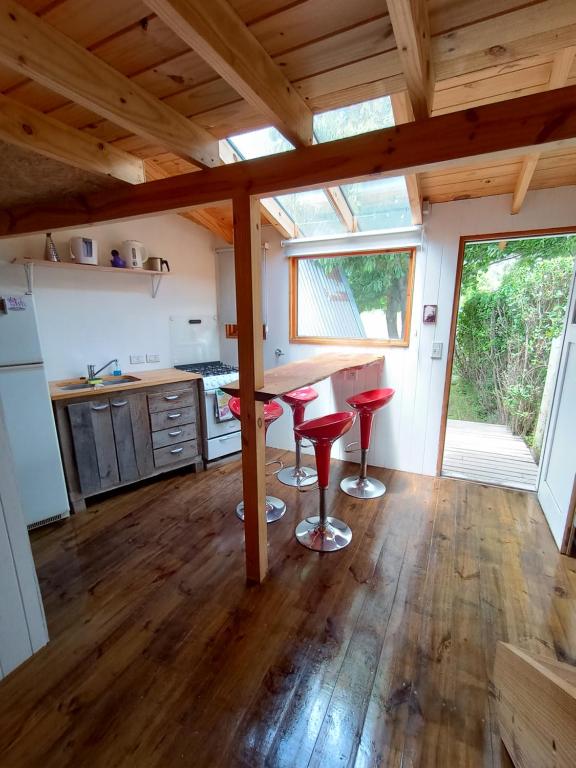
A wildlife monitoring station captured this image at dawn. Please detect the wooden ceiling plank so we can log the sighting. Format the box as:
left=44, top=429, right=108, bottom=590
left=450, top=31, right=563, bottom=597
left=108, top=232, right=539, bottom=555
left=182, top=208, right=234, bottom=242
left=433, top=0, right=576, bottom=81
left=0, top=0, right=219, bottom=167
left=0, top=91, right=144, bottom=184
left=391, top=91, right=422, bottom=225
left=143, top=0, right=313, bottom=147
left=4, top=84, right=576, bottom=237
left=387, top=0, right=434, bottom=120
left=511, top=45, right=575, bottom=214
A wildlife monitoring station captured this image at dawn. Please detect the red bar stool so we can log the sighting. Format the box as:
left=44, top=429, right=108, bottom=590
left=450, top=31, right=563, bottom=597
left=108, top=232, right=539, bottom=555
left=228, top=396, right=286, bottom=523
left=294, top=411, right=356, bottom=552
left=277, top=386, right=318, bottom=488
left=340, top=388, right=395, bottom=499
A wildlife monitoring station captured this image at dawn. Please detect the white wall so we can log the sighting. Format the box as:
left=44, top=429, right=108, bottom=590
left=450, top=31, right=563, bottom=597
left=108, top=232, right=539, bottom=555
left=0, top=215, right=222, bottom=380
left=216, top=186, right=576, bottom=476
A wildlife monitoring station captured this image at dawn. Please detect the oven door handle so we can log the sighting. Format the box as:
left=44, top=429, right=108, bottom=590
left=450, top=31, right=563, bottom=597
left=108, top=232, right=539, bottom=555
left=218, top=434, right=238, bottom=442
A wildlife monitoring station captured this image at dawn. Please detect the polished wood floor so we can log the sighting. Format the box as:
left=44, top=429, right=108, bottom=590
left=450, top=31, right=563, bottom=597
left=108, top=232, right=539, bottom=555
left=1, top=451, right=575, bottom=768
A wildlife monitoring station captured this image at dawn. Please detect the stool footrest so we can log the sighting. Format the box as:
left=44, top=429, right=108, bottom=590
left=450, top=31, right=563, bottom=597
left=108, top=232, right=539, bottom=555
left=235, top=496, right=286, bottom=523
left=277, top=464, right=317, bottom=488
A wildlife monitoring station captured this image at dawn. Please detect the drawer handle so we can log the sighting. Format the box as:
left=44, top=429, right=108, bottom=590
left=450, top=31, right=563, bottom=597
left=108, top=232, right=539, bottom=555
left=167, top=412, right=181, bottom=419
left=170, top=447, right=184, bottom=454
left=168, top=429, right=183, bottom=437
left=111, top=400, right=128, bottom=407
left=91, top=403, right=109, bottom=411
left=164, top=394, right=180, bottom=401
left=218, top=435, right=237, bottom=442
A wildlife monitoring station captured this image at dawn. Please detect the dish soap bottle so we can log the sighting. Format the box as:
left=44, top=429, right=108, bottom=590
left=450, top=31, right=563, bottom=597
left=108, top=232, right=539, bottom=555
left=44, top=233, right=60, bottom=262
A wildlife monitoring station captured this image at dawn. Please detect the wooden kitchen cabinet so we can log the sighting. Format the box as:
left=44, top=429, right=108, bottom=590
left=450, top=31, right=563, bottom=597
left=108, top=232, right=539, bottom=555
left=54, top=380, right=203, bottom=512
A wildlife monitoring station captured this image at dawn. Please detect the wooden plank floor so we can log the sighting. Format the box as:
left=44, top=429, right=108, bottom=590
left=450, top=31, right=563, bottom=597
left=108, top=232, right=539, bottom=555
left=1, top=451, right=575, bottom=768
left=442, top=419, right=539, bottom=491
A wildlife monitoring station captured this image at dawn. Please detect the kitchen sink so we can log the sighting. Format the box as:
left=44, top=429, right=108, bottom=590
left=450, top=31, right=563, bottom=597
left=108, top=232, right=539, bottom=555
left=59, top=375, right=141, bottom=391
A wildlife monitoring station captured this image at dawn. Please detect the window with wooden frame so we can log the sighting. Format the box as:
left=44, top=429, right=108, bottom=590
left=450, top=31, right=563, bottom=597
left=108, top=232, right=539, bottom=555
left=289, top=248, right=415, bottom=347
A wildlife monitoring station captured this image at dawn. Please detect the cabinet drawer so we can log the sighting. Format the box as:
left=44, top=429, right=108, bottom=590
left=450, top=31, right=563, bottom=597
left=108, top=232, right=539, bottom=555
left=154, top=439, right=199, bottom=468
left=152, top=422, right=197, bottom=449
left=148, top=388, right=195, bottom=414
left=150, top=406, right=195, bottom=432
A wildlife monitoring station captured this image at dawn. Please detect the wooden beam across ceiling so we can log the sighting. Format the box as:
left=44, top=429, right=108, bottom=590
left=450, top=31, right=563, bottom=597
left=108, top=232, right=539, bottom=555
left=387, top=0, right=434, bottom=121
left=4, top=85, right=576, bottom=237
left=0, top=0, right=219, bottom=168
left=511, top=46, right=576, bottom=214
left=0, top=93, right=144, bottom=185
left=143, top=0, right=313, bottom=148
left=390, top=92, right=423, bottom=225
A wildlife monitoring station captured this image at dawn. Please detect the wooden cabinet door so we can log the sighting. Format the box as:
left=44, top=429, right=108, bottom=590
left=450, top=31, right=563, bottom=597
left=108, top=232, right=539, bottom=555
left=68, top=400, right=119, bottom=494
left=109, top=393, right=154, bottom=482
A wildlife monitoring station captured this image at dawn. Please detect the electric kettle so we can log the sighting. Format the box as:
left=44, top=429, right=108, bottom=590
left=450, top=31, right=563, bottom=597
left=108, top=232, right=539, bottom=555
left=120, top=240, right=146, bottom=269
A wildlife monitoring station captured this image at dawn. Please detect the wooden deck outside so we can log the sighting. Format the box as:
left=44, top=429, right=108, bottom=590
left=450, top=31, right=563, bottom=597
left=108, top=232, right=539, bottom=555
left=1, top=450, right=574, bottom=767
left=442, top=419, right=539, bottom=491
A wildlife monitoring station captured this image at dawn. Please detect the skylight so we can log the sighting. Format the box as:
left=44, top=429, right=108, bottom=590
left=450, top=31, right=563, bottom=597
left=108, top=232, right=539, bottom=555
left=224, top=96, right=413, bottom=240
left=228, top=127, right=294, bottom=159
left=276, top=189, right=346, bottom=238
left=341, top=177, right=412, bottom=231
left=313, top=96, right=395, bottom=143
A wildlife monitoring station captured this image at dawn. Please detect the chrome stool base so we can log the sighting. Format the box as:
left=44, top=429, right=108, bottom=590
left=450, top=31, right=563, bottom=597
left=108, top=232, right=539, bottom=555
left=236, top=496, right=286, bottom=523
left=295, top=516, right=352, bottom=552
left=340, top=475, right=386, bottom=499
left=277, top=465, right=317, bottom=488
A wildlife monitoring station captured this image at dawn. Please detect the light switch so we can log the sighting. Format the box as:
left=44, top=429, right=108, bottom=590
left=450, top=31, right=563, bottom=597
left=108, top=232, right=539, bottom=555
left=130, top=354, right=145, bottom=364
left=431, top=342, right=443, bottom=359
left=146, top=353, right=160, bottom=363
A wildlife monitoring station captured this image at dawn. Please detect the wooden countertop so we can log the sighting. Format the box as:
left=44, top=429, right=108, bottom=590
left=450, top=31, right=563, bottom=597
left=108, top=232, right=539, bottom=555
left=221, top=352, right=384, bottom=401
left=50, top=368, right=201, bottom=401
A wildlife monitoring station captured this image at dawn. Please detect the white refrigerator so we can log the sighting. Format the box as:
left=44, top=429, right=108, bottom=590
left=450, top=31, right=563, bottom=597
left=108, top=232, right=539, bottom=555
left=0, top=293, right=69, bottom=528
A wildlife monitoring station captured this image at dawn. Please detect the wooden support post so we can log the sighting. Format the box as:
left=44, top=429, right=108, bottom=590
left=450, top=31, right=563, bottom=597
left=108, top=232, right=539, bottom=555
left=232, top=193, right=268, bottom=583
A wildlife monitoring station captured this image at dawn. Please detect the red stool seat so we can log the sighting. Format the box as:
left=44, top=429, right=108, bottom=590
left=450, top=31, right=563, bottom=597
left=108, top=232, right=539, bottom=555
left=293, top=411, right=356, bottom=552
left=227, top=396, right=286, bottom=523
left=341, top=387, right=395, bottom=499
left=277, top=386, right=319, bottom=488
left=228, top=396, right=283, bottom=431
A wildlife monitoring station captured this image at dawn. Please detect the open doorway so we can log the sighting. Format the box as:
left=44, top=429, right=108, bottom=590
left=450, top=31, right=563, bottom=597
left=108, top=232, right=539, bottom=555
left=439, top=232, right=576, bottom=491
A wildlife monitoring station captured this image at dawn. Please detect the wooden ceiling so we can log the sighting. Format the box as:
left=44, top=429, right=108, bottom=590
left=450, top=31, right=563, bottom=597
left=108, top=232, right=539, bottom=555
left=1, top=0, right=576, bottom=243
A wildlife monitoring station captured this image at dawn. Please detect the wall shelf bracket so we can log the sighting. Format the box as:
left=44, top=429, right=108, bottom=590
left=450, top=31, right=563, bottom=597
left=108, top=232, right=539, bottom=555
left=151, top=274, right=163, bottom=299
left=23, top=261, right=34, bottom=294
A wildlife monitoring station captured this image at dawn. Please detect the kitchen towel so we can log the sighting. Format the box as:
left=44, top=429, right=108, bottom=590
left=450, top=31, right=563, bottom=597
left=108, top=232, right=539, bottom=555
left=214, top=389, right=233, bottom=422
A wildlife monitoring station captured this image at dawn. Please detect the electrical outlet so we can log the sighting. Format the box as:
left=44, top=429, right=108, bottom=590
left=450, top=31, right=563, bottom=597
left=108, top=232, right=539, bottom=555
left=146, top=353, right=160, bottom=363
left=431, top=342, right=443, bottom=359
left=130, top=354, right=145, bottom=364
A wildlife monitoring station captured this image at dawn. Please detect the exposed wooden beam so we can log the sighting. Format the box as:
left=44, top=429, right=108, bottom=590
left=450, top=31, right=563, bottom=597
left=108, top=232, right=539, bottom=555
left=324, top=186, right=356, bottom=232
left=0, top=92, right=144, bottom=185
left=219, top=139, right=299, bottom=239
left=390, top=92, right=423, bottom=225
left=511, top=46, right=576, bottom=214
left=4, top=85, right=576, bottom=237
left=511, top=153, right=540, bottom=215
left=143, top=0, right=312, bottom=148
left=232, top=193, right=268, bottom=583
left=0, top=0, right=219, bottom=168
left=387, top=0, right=434, bottom=121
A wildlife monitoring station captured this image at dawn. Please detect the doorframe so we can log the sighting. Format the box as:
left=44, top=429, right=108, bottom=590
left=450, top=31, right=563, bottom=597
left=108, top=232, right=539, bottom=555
left=436, top=225, right=576, bottom=478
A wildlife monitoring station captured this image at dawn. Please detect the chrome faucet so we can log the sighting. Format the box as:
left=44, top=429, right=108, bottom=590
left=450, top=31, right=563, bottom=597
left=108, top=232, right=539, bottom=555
left=87, top=358, right=118, bottom=381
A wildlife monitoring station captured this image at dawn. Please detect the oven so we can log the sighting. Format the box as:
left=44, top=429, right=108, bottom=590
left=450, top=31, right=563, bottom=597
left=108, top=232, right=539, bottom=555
left=200, top=383, right=242, bottom=460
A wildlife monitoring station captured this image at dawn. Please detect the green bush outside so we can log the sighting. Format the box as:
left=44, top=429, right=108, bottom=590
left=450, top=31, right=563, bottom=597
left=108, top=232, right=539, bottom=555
left=451, top=237, right=575, bottom=444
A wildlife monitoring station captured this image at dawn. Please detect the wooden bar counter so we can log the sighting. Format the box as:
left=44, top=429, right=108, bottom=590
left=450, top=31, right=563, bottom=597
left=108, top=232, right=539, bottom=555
left=221, top=352, right=385, bottom=401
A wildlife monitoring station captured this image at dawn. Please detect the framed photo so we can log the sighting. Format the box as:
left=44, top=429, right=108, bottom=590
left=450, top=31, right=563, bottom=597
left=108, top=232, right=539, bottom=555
left=423, top=304, right=437, bottom=324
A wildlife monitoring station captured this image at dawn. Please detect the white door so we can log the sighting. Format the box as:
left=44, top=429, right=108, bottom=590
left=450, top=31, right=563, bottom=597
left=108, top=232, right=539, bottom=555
left=538, top=264, right=576, bottom=549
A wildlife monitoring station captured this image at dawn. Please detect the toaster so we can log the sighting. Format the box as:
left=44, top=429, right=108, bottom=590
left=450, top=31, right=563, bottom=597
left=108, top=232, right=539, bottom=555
left=70, top=236, right=98, bottom=266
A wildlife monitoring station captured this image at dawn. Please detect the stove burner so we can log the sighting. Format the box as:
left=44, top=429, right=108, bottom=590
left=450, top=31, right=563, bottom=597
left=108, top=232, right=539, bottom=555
left=175, top=361, right=238, bottom=377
